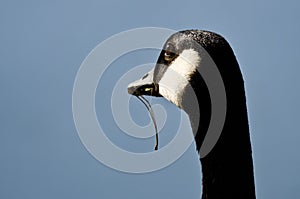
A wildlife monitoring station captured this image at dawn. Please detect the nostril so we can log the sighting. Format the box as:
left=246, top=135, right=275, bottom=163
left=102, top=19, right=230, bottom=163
left=142, top=73, right=149, bottom=80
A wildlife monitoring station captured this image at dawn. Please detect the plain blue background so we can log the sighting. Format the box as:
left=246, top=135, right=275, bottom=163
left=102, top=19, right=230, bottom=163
left=1, top=0, right=300, bottom=198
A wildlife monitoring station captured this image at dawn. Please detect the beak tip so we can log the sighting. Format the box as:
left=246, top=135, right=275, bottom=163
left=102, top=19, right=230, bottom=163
left=127, top=81, right=135, bottom=93
left=127, top=85, right=137, bottom=95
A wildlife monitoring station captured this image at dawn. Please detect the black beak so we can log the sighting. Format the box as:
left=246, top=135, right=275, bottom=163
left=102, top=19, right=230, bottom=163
left=128, top=83, right=160, bottom=96
left=127, top=68, right=161, bottom=97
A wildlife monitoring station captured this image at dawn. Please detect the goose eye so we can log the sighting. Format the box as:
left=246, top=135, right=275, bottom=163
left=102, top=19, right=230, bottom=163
left=164, top=51, right=175, bottom=61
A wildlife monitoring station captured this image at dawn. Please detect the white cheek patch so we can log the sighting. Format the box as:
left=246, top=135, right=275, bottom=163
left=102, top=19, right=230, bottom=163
left=158, top=49, right=201, bottom=107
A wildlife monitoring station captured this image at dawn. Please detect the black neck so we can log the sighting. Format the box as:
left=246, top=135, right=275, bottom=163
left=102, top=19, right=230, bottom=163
left=182, top=52, right=256, bottom=199
left=198, top=93, right=255, bottom=199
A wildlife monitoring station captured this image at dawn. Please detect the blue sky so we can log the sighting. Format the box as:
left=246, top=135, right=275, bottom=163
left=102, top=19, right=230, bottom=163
left=1, top=0, right=300, bottom=198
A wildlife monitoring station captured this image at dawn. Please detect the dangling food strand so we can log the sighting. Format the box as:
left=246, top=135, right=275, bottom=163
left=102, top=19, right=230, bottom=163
left=136, top=96, right=159, bottom=150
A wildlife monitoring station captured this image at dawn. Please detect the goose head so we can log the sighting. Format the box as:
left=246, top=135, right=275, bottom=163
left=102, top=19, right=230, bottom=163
left=128, top=30, right=210, bottom=108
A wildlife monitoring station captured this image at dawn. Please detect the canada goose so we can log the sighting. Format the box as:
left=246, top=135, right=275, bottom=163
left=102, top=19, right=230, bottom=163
left=128, top=30, right=256, bottom=199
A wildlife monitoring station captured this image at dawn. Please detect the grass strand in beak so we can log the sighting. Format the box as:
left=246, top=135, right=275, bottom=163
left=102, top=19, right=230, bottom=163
left=136, top=96, right=159, bottom=150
